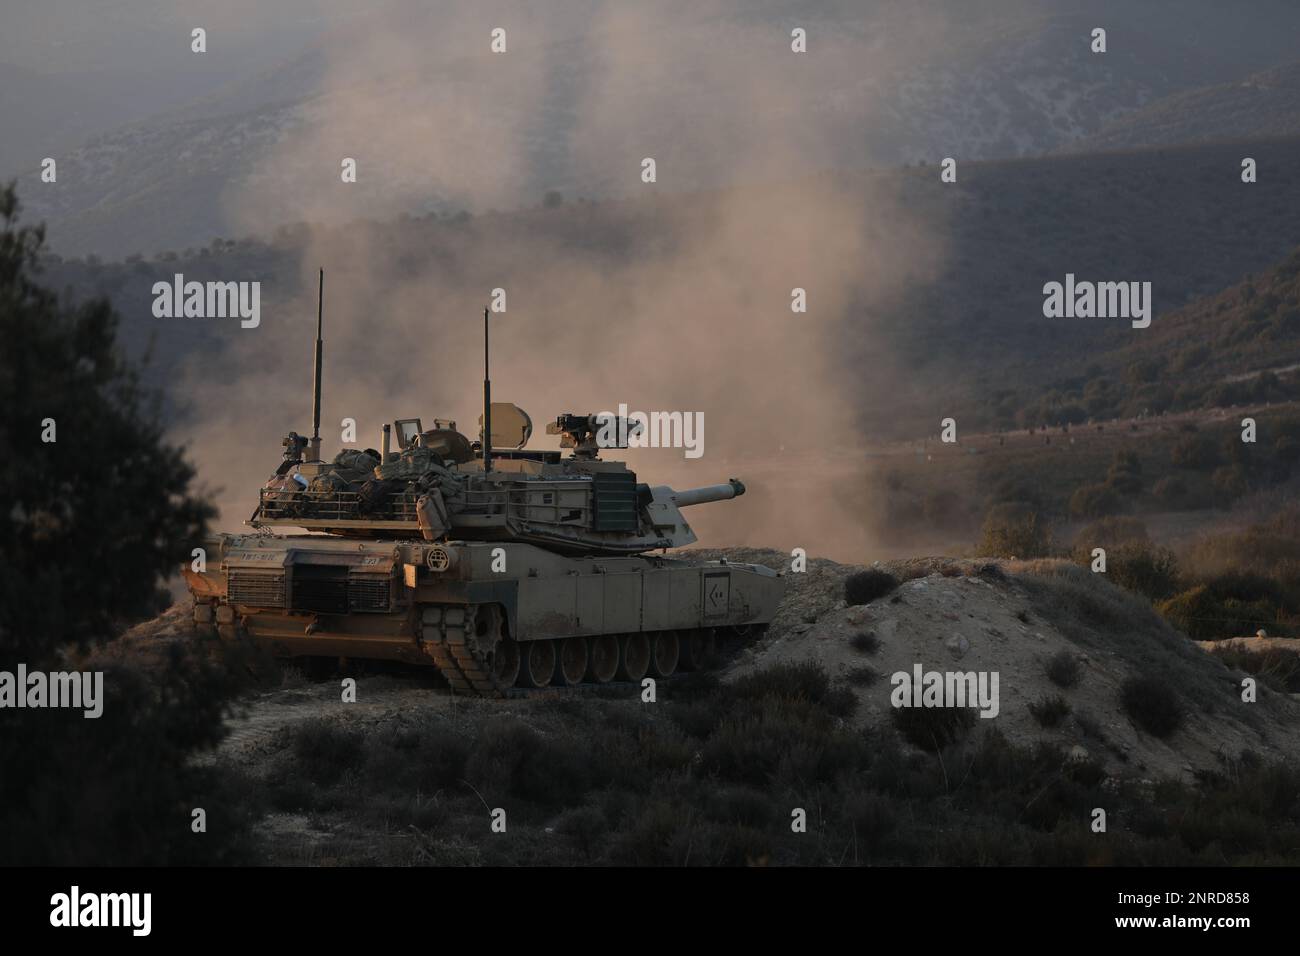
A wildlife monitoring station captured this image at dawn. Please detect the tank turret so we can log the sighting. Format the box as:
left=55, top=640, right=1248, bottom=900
left=253, top=409, right=749, bottom=554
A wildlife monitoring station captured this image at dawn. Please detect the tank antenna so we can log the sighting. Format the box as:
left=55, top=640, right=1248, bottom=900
left=309, top=268, right=324, bottom=462
left=482, top=306, right=492, bottom=474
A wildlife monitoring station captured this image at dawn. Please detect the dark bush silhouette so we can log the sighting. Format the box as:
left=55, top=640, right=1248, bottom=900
left=1157, top=583, right=1280, bottom=640
left=892, top=704, right=978, bottom=751
left=1028, top=695, right=1071, bottom=728
left=1153, top=475, right=1187, bottom=504
left=1106, top=543, right=1181, bottom=601
left=1120, top=676, right=1183, bottom=738
left=844, top=569, right=900, bottom=605
left=1046, top=650, right=1082, bottom=688
left=845, top=665, right=878, bottom=686
left=849, top=631, right=880, bottom=654
left=291, top=719, right=366, bottom=785
left=0, top=185, right=241, bottom=865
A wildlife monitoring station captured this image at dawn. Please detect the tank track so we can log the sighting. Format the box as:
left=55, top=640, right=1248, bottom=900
left=418, top=602, right=765, bottom=699
left=419, top=604, right=511, bottom=698
left=197, top=598, right=766, bottom=699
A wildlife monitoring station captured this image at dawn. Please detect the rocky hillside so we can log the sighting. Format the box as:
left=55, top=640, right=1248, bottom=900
left=708, top=550, right=1300, bottom=780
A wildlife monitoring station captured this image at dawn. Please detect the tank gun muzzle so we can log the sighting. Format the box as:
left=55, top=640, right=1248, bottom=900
left=666, top=478, right=746, bottom=508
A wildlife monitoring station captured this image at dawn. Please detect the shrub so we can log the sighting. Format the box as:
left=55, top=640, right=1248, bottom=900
left=466, top=718, right=591, bottom=809
left=363, top=722, right=470, bottom=792
left=1208, top=645, right=1300, bottom=693
left=844, top=569, right=900, bottom=605
left=842, top=792, right=897, bottom=846
left=1171, top=434, right=1221, bottom=469
left=845, top=665, right=879, bottom=686
left=705, top=786, right=777, bottom=828
left=976, top=502, right=1051, bottom=558
left=1069, top=483, right=1125, bottom=520
left=1120, top=676, right=1183, bottom=738
left=1027, top=695, right=1071, bottom=728
left=1126, top=358, right=1164, bottom=385
left=1045, top=650, right=1082, bottom=688
left=892, top=704, right=978, bottom=752
left=1172, top=344, right=1210, bottom=373
left=1211, top=465, right=1249, bottom=503
left=1106, top=451, right=1143, bottom=493
left=1155, top=586, right=1216, bottom=639
left=291, top=719, right=365, bottom=785
left=1275, top=436, right=1300, bottom=468
left=732, top=661, right=858, bottom=719
left=703, top=697, right=868, bottom=786
left=849, top=631, right=880, bottom=654
left=1106, top=543, right=1181, bottom=601
left=1074, top=516, right=1148, bottom=553
left=1152, top=475, right=1187, bottom=504
left=1157, top=584, right=1279, bottom=640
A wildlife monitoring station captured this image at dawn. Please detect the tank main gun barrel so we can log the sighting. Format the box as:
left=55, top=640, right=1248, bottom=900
left=663, top=478, right=746, bottom=508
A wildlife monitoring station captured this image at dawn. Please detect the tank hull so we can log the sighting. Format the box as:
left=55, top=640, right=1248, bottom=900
left=185, top=533, right=782, bottom=693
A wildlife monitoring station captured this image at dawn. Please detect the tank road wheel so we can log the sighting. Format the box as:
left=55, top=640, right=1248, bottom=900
left=558, top=636, right=589, bottom=686
left=587, top=635, right=620, bottom=684
left=650, top=630, right=680, bottom=678
left=519, top=640, right=557, bottom=688
left=680, top=628, right=716, bottom=671
left=618, top=633, right=651, bottom=682
left=493, top=638, right=521, bottom=688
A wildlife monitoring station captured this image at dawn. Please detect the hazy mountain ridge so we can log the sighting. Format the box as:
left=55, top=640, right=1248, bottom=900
left=9, top=10, right=1264, bottom=258
left=33, top=136, right=1300, bottom=447
left=1067, top=60, right=1300, bottom=153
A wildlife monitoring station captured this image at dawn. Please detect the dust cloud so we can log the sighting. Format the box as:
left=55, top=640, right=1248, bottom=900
left=184, top=1, right=991, bottom=561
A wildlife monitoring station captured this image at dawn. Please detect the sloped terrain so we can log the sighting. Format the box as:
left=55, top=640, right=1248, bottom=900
left=1070, top=60, right=1300, bottom=154
left=707, top=550, right=1300, bottom=780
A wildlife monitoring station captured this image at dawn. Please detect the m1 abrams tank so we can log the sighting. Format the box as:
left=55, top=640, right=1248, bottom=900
left=183, top=278, right=783, bottom=696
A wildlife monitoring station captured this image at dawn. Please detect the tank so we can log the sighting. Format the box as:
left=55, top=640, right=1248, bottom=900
left=183, top=282, right=784, bottom=695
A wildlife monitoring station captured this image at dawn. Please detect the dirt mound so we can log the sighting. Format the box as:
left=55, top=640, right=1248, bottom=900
left=708, top=550, right=1300, bottom=781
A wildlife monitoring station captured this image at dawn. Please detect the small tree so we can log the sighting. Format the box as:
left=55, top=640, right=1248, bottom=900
left=976, top=502, right=1051, bottom=559
left=0, top=184, right=244, bottom=865
left=1069, top=483, right=1124, bottom=520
